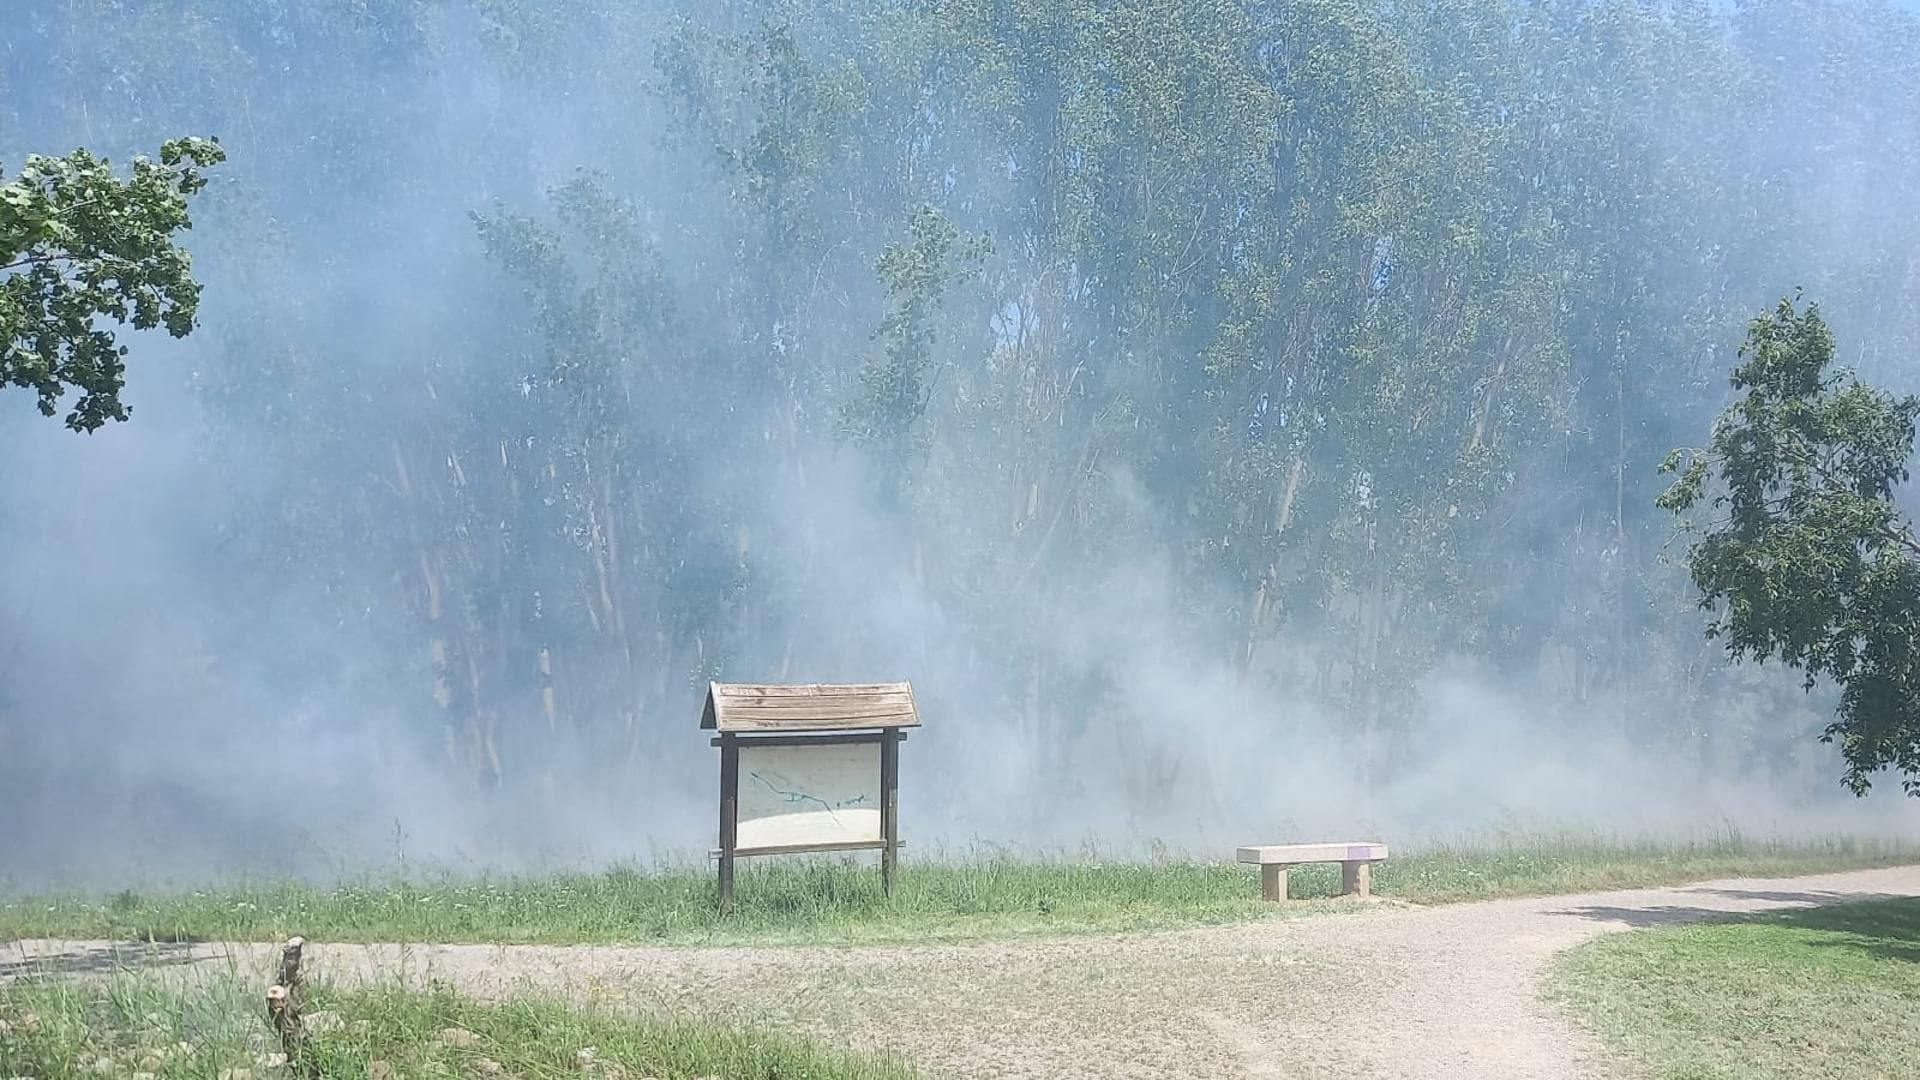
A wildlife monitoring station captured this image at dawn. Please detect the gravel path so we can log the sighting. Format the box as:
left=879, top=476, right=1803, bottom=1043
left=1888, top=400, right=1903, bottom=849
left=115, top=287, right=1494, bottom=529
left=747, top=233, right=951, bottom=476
left=10, top=865, right=1920, bottom=1078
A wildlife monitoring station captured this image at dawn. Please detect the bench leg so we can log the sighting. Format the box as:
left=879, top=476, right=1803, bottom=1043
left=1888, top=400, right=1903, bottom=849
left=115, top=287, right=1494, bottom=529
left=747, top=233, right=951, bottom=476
left=1341, top=860, right=1372, bottom=898
left=1261, top=863, right=1291, bottom=902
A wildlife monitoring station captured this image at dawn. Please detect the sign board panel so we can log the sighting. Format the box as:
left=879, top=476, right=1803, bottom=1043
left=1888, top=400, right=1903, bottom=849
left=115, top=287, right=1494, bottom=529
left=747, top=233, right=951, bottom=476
left=704, top=681, right=918, bottom=910
left=736, top=740, right=884, bottom=850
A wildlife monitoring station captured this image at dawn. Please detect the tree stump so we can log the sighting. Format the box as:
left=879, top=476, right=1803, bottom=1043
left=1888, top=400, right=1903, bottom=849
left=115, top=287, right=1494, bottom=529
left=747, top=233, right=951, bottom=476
left=265, top=936, right=316, bottom=1079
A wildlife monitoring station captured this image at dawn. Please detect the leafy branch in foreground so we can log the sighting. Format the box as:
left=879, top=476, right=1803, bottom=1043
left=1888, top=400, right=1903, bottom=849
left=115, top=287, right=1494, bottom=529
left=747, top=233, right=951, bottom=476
left=1659, top=296, right=1920, bottom=794
left=1, top=137, right=224, bottom=431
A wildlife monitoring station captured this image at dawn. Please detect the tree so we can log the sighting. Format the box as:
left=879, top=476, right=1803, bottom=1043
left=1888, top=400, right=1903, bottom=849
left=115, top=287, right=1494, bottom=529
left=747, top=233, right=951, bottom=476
left=1, top=137, right=224, bottom=432
left=840, top=205, right=989, bottom=501
left=1660, top=296, right=1920, bottom=794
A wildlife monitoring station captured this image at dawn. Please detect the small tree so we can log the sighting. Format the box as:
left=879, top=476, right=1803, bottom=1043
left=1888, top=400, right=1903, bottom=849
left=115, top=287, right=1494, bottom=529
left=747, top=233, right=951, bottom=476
left=1660, top=295, right=1920, bottom=794
left=1, top=137, right=224, bottom=432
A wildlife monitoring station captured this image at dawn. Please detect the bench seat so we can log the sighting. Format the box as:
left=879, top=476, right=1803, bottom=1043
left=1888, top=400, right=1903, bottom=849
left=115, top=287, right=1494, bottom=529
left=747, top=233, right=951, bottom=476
left=1236, top=841, right=1389, bottom=901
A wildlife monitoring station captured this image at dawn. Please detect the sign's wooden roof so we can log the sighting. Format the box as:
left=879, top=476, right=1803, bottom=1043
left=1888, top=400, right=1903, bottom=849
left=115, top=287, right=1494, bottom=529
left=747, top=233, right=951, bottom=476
left=701, top=681, right=922, bottom=732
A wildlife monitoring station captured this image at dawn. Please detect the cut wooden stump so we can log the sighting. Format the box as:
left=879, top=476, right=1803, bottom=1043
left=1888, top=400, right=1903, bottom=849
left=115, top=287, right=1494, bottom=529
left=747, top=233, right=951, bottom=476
left=265, top=936, right=317, bottom=1079
left=277, top=936, right=305, bottom=994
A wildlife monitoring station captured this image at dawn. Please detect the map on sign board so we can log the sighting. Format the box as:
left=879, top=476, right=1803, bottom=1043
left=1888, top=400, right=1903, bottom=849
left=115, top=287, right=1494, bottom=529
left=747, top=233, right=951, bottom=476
left=736, top=740, right=883, bottom=849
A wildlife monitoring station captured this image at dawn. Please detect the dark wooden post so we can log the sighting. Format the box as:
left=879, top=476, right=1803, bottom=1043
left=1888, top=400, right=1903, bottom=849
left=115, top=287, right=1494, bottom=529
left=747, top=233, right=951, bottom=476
left=718, top=733, right=739, bottom=913
left=880, top=728, right=900, bottom=898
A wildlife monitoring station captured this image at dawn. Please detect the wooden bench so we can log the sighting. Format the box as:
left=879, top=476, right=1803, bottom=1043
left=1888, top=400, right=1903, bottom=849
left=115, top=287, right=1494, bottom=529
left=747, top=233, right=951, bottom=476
left=1237, top=841, right=1389, bottom=902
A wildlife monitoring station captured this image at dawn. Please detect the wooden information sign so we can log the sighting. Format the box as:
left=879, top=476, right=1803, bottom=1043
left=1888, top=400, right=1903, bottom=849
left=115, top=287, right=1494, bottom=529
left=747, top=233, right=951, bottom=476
left=703, top=681, right=921, bottom=911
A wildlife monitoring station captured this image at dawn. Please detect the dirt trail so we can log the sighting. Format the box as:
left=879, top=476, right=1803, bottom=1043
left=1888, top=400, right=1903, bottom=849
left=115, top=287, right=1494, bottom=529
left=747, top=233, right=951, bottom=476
left=10, top=865, right=1920, bottom=1079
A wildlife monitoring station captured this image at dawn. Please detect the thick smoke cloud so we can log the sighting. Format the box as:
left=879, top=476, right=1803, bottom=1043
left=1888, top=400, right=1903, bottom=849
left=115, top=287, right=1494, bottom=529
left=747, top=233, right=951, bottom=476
left=3, top=0, right=1918, bottom=889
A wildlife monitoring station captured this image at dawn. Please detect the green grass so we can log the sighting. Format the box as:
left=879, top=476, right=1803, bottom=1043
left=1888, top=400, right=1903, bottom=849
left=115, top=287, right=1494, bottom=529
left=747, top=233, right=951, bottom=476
left=0, top=972, right=917, bottom=1079
left=3, top=834, right=1914, bottom=947
left=1548, top=897, right=1920, bottom=1079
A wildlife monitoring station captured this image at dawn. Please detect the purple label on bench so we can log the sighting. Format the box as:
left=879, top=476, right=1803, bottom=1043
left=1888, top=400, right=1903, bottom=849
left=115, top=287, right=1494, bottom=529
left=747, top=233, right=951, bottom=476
left=1346, top=845, right=1372, bottom=860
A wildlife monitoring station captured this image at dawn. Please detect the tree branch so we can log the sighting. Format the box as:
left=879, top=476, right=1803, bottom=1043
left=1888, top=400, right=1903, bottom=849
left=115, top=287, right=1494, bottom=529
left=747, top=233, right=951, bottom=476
left=0, top=252, right=78, bottom=273
left=1778, top=441, right=1920, bottom=558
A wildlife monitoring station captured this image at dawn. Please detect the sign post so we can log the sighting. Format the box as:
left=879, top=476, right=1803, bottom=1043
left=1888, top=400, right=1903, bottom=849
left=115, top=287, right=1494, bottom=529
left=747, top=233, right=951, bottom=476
left=703, top=682, right=922, bottom=912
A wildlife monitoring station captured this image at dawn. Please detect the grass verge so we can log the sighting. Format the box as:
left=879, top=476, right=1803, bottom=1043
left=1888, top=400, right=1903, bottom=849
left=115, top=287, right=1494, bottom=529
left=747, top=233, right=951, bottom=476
left=1547, top=896, right=1920, bottom=1079
left=0, top=971, right=916, bottom=1080
left=3, top=834, right=1915, bottom=947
